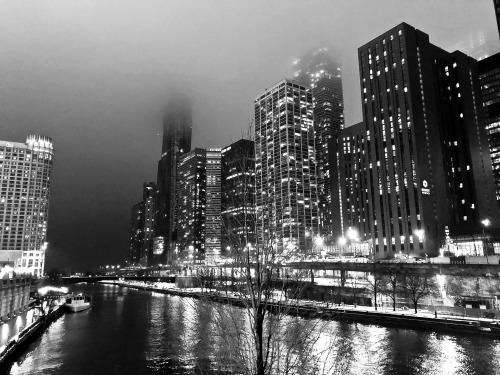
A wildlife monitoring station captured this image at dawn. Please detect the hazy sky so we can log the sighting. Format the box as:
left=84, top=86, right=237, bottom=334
left=1, top=0, right=499, bottom=271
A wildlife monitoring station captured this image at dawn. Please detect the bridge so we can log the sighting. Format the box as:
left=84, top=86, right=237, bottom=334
left=61, top=275, right=176, bottom=284
left=285, top=261, right=500, bottom=277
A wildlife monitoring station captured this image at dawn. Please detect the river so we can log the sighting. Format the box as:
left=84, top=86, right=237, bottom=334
left=2, top=283, right=500, bottom=374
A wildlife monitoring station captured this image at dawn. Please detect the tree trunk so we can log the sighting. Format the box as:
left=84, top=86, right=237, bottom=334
left=256, top=308, right=265, bottom=375
left=413, top=301, right=418, bottom=313
left=393, top=293, right=396, bottom=311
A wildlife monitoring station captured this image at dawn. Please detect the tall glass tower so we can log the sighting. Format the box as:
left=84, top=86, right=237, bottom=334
left=479, top=52, right=500, bottom=208
left=293, top=48, right=344, bottom=242
left=254, top=79, right=319, bottom=254
left=155, top=95, right=192, bottom=265
left=0, top=135, right=54, bottom=276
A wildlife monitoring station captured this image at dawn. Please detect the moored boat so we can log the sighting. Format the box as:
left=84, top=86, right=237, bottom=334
left=65, top=294, right=92, bottom=312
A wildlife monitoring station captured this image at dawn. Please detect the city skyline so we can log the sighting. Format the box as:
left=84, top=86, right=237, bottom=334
left=2, top=1, right=499, bottom=271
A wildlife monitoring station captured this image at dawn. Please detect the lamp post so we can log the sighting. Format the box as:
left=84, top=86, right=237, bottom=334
left=481, top=219, right=491, bottom=262
left=338, top=227, right=360, bottom=257
left=314, top=235, right=323, bottom=258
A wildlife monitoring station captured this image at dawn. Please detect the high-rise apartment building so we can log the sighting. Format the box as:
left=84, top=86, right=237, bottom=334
left=128, top=182, right=156, bottom=266
left=129, top=202, right=142, bottom=264
left=221, top=139, right=255, bottom=257
left=347, top=23, right=498, bottom=259
left=205, top=148, right=221, bottom=264
left=156, top=96, right=192, bottom=264
left=339, top=122, right=370, bottom=241
left=479, top=52, right=500, bottom=207
left=435, top=51, right=498, bottom=234
left=0, top=135, right=54, bottom=276
left=293, top=48, right=344, bottom=241
left=177, top=148, right=206, bottom=263
left=254, top=79, right=320, bottom=254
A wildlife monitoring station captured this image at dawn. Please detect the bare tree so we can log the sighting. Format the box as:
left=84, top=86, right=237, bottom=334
left=402, top=271, right=435, bottom=313
left=365, top=264, right=383, bottom=311
left=189, top=122, right=348, bottom=374
left=381, top=267, right=402, bottom=311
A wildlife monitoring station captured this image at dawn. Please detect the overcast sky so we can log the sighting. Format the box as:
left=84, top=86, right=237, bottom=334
left=1, top=0, right=499, bottom=271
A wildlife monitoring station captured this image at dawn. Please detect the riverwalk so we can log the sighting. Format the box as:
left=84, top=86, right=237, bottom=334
left=101, top=279, right=500, bottom=338
left=0, top=299, right=65, bottom=369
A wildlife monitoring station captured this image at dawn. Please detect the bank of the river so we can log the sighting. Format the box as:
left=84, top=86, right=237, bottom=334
left=4, top=282, right=500, bottom=375
left=0, top=300, right=65, bottom=372
left=102, top=279, right=500, bottom=338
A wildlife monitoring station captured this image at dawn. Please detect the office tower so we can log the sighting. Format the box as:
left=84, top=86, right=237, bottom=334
left=177, top=148, right=206, bottom=263
left=293, top=48, right=344, bottom=241
left=205, top=148, right=222, bottom=264
left=128, top=182, right=156, bottom=266
left=254, top=79, right=320, bottom=254
left=221, top=139, right=255, bottom=257
left=0, top=135, right=54, bottom=276
left=156, top=95, right=192, bottom=265
left=435, top=51, right=498, bottom=234
left=479, top=52, right=500, bottom=207
left=353, top=22, right=498, bottom=259
left=339, top=123, right=370, bottom=241
left=129, top=203, right=143, bottom=264
left=141, top=182, right=156, bottom=264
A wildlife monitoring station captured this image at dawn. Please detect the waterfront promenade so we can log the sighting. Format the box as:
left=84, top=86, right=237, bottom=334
left=101, top=279, right=500, bottom=338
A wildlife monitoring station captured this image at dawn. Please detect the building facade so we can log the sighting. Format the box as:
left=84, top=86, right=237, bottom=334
left=434, top=51, right=498, bottom=234
left=205, top=148, right=222, bottom=264
left=221, top=139, right=255, bottom=258
left=0, top=135, right=54, bottom=277
left=129, top=202, right=143, bottom=264
left=176, top=148, right=206, bottom=263
left=339, top=122, right=370, bottom=242
left=155, top=96, right=192, bottom=265
left=478, top=52, right=500, bottom=207
left=293, top=48, right=344, bottom=242
left=254, top=79, right=320, bottom=254
left=128, top=182, right=156, bottom=266
left=347, top=23, right=498, bottom=259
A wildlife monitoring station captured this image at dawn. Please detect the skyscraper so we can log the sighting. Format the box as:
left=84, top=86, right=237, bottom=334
left=479, top=52, right=500, bottom=207
left=155, top=95, right=192, bottom=265
left=254, top=79, right=320, bottom=254
left=177, top=148, right=206, bottom=263
left=129, top=202, right=143, bottom=265
left=435, top=51, right=498, bottom=234
left=0, top=135, right=54, bottom=276
left=348, top=22, right=498, bottom=259
left=221, top=139, right=255, bottom=257
left=129, top=182, right=156, bottom=266
left=293, top=48, right=344, bottom=242
left=205, top=148, right=222, bottom=264
left=339, top=122, right=371, bottom=241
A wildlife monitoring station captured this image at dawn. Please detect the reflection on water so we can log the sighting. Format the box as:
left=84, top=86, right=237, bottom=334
left=4, top=283, right=500, bottom=374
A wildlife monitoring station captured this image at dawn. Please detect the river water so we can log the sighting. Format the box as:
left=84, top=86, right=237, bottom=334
left=2, top=283, right=500, bottom=374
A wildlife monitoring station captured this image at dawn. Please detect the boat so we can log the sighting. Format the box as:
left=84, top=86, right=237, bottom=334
left=65, top=294, right=92, bottom=312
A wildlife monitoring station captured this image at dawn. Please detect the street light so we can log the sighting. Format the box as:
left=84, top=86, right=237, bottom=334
left=314, top=236, right=323, bottom=247
left=414, top=229, right=425, bottom=242
left=481, top=219, right=491, bottom=261
left=338, top=236, right=347, bottom=246
left=346, top=227, right=359, bottom=242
